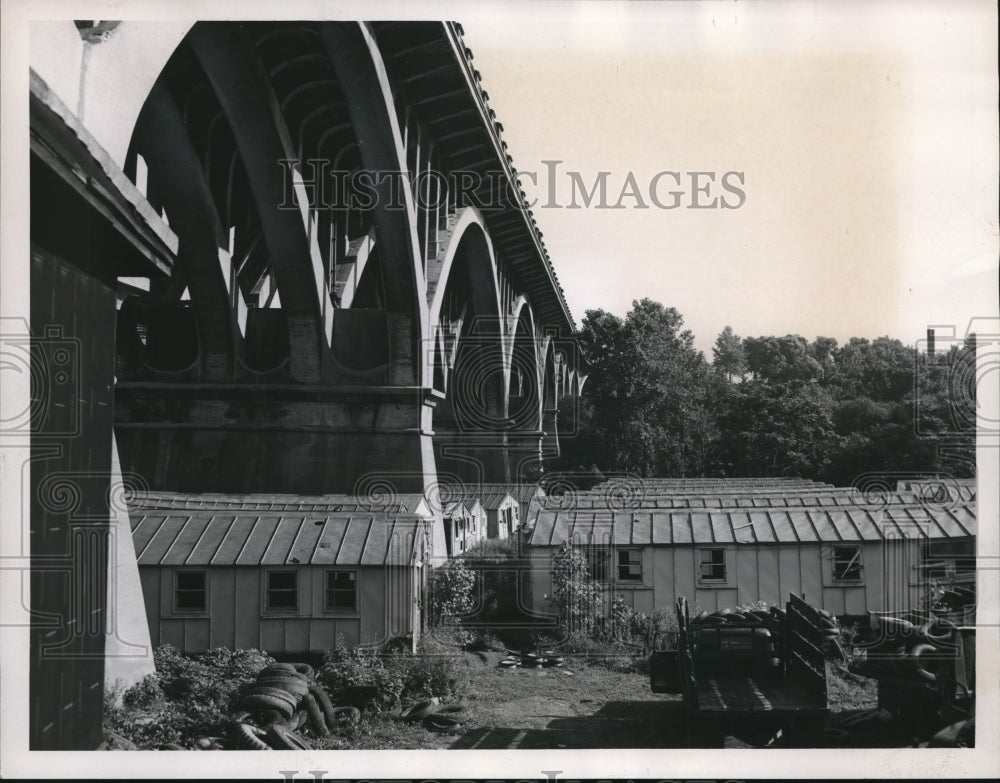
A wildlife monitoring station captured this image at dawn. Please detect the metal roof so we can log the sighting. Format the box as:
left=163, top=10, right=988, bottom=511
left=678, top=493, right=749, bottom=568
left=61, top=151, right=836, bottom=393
left=443, top=482, right=542, bottom=506
left=526, top=504, right=977, bottom=547
left=130, top=511, right=429, bottom=566
left=448, top=489, right=518, bottom=509
left=538, top=490, right=976, bottom=510
left=130, top=491, right=431, bottom=516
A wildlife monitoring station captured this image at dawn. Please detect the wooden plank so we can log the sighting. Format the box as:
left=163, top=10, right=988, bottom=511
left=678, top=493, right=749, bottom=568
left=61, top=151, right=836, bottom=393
left=210, top=569, right=236, bottom=648
left=233, top=568, right=259, bottom=649
left=185, top=619, right=210, bottom=653
left=800, top=548, right=823, bottom=606
left=778, top=547, right=801, bottom=599
left=735, top=547, right=757, bottom=605
left=756, top=547, right=780, bottom=605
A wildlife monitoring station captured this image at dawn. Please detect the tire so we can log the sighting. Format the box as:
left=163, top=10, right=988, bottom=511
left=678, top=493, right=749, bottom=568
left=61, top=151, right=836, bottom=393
left=256, top=709, right=286, bottom=729
left=823, top=727, right=850, bottom=744
left=309, top=682, right=337, bottom=728
left=424, top=713, right=463, bottom=732
left=229, top=721, right=272, bottom=751
left=301, top=692, right=330, bottom=736
left=265, top=724, right=312, bottom=751
left=240, top=693, right=296, bottom=719
left=909, top=642, right=942, bottom=682
left=292, top=663, right=315, bottom=679
left=256, top=676, right=310, bottom=697
left=499, top=659, right=518, bottom=668
left=248, top=686, right=301, bottom=710
left=262, top=663, right=299, bottom=675
left=288, top=710, right=308, bottom=731
left=921, top=620, right=956, bottom=644
left=401, top=699, right=440, bottom=721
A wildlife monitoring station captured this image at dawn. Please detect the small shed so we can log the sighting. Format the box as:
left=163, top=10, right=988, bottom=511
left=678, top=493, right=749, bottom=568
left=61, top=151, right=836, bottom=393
left=129, top=502, right=431, bottom=655
left=477, top=488, right=520, bottom=539
left=442, top=499, right=486, bottom=556
left=490, top=482, right=546, bottom=525
left=523, top=503, right=976, bottom=617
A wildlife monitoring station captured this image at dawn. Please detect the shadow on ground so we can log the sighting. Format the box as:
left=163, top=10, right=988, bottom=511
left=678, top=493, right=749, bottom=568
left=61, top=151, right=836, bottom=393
left=449, top=701, right=688, bottom=749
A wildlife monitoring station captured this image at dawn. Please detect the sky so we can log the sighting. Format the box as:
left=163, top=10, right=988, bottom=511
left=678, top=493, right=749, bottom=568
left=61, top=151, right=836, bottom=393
left=461, top=0, right=998, bottom=355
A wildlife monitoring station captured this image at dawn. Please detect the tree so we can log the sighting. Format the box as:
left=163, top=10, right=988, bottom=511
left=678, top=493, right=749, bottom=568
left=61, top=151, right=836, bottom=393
left=831, top=337, right=914, bottom=401
left=712, top=325, right=747, bottom=381
left=743, top=334, right=823, bottom=383
left=570, top=299, right=716, bottom=477
left=711, top=380, right=837, bottom=477
left=549, top=544, right=602, bottom=636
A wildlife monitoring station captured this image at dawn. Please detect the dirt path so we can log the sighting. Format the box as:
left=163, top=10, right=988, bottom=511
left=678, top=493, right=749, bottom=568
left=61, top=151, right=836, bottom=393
left=448, top=653, right=687, bottom=749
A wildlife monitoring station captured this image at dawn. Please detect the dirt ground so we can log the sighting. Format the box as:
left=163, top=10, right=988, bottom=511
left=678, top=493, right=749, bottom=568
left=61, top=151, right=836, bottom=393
left=349, top=651, right=889, bottom=750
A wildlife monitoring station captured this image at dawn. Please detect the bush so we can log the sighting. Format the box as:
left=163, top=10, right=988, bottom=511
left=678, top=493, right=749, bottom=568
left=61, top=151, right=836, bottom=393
left=317, top=635, right=467, bottom=712
left=428, top=560, right=476, bottom=627
left=462, top=538, right=517, bottom=562
left=103, top=645, right=275, bottom=749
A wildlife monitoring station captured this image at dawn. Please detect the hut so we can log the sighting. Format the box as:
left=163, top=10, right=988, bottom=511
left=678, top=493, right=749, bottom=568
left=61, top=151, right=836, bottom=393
left=129, top=495, right=433, bottom=654
left=442, top=499, right=486, bottom=556
left=446, top=482, right=544, bottom=539
left=522, top=502, right=976, bottom=617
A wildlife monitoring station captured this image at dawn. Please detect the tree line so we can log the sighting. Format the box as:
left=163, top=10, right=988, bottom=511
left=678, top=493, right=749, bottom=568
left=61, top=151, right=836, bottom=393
left=555, top=299, right=976, bottom=485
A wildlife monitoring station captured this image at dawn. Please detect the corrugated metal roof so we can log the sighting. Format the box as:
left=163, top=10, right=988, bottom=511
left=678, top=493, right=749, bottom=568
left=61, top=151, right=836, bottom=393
left=447, top=488, right=518, bottom=509
left=526, top=503, right=977, bottom=546
left=443, top=482, right=542, bottom=506
left=129, top=491, right=431, bottom=516
left=536, top=490, right=974, bottom=510
left=131, top=511, right=428, bottom=566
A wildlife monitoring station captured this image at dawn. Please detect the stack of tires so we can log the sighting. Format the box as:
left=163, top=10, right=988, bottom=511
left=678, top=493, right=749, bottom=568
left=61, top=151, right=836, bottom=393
left=226, top=662, right=361, bottom=750
left=852, top=615, right=957, bottom=683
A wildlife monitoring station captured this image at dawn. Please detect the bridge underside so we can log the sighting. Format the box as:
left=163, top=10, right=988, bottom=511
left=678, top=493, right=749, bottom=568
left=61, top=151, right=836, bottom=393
left=106, top=21, right=582, bottom=497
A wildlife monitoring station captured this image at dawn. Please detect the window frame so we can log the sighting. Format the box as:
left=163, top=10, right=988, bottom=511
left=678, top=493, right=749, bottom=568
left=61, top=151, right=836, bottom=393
left=697, top=547, right=728, bottom=584
left=831, top=544, right=864, bottom=583
left=324, top=569, right=358, bottom=614
left=174, top=569, right=208, bottom=613
left=264, top=569, right=299, bottom=613
left=616, top=548, right=643, bottom=582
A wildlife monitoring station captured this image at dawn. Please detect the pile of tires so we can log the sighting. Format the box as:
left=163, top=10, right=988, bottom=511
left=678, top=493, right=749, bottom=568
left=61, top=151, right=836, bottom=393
left=689, top=607, right=777, bottom=626
left=852, top=615, right=957, bottom=682
left=400, top=698, right=467, bottom=733
left=225, top=662, right=360, bottom=750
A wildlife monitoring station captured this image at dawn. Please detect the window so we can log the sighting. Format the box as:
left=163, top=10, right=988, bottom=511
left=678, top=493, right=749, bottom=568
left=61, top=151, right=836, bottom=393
left=617, top=549, right=643, bottom=581
left=266, top=570, right=298, bottom=611
left=699, top=548, right=727, bottom=582
left=325, top=570, right=357, bottom=612
left=922, top=540, right=975, bottom=578
left=175, top=571, right=206, bottom=611
left=832, top=545, right=863, bottom=581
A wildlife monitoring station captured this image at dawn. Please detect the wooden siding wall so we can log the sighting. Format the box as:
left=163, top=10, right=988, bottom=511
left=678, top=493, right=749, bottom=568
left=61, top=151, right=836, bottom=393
left=139, top=565, right=418, bottom=653
left=528, top=539, right=946, bottom=616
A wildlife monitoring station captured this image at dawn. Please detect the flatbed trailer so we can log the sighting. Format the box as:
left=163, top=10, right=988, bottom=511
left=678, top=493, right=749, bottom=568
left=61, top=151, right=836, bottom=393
left=652, top=593, right=829, bottom=747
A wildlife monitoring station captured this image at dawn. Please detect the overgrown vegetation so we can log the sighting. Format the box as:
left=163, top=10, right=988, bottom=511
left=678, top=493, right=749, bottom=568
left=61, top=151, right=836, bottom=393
left=103, top=646, right=275, bottom=748
left=558, top=298, right=976, bottom=485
